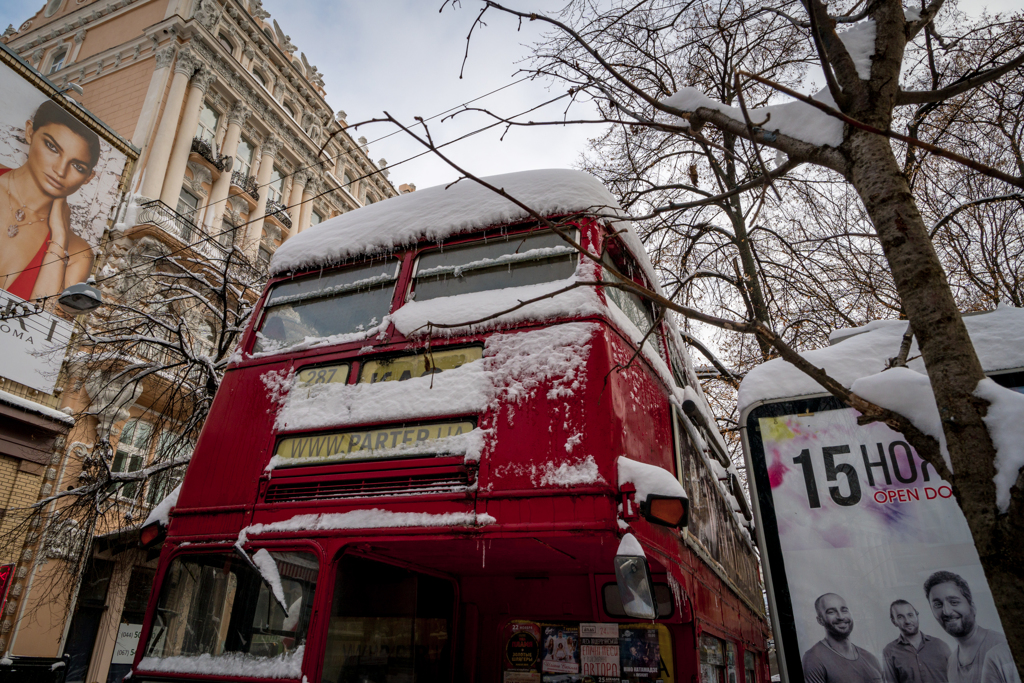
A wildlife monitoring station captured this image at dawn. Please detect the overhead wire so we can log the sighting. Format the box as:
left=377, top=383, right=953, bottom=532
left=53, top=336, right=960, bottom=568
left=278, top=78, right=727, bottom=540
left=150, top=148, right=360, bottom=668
left=0, top=75, right=535, bottom=290
left=0, top=79, right=570, bottom=331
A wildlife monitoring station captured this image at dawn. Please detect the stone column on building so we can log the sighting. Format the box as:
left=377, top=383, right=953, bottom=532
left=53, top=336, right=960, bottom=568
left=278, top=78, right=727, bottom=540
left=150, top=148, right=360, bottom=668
left=243, top=135, right=284, bottom=258
left=285, top=170, right=308, bottom=238
left=131, top=45, right=176, bottom=153
left=159, top=66, right=216, bottom=209
left=204, top=102, right=251, bottom=235
left=298, top=175, right=318, bottom=233
left=139, top=46, right=197, bottom=200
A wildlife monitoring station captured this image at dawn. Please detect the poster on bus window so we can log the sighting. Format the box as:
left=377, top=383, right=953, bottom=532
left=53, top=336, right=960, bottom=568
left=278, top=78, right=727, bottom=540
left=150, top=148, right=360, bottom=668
left=752, top=405, right=1018, bottom=683
left=542, top=624, right=580, bottom=675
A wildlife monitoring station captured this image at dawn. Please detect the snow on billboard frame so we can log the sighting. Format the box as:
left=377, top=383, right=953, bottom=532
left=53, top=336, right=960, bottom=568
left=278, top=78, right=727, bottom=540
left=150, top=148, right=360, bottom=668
left=739, top=311, right=1023, bottom=683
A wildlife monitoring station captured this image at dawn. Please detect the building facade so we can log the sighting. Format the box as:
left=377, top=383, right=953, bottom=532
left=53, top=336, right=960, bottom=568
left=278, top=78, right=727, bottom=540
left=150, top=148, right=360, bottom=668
left=0, top=1, right=397, bottom=681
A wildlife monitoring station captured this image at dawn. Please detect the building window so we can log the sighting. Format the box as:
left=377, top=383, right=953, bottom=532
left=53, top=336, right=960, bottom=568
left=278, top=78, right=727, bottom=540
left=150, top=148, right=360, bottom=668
left=218, top=33, right=234, bottom=54
left=48, top=46, right=68, bottom=74
left=263, top=27, right=275, bottom=42
left=365, top=194, right=375, bottom=205
left=342, top=171, right=354, bottom=188
left=43, top=0, right=64, bottom=17
left=111, top=420, right=152, bottom=499
left=177, top=188, right=200, bottom=223
left=195, top=103, right=219, bottom=145
left=268, top=167, right=284, bottom=203
left=284, top=101, right=298, bottom=120
left=146, top=432, right=189, bottom=506
left=220, top=216, right=237, bottom=248
left=310, top=210, right=323, bottom=226
left=253, top=69, right=268, bottom=90
left=235, top=138, right=254, bottom=177
left=258, top=245, right=272, bottom=267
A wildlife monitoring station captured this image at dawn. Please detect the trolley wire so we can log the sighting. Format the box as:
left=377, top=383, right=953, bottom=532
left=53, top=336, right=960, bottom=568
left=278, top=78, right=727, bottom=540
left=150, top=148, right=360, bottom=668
left=0, top=83, right=571, bottom=330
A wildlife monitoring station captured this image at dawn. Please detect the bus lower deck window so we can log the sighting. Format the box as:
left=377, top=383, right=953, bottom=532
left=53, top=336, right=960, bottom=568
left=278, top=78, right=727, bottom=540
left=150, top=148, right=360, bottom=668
left=322, top=555, right=454, bottom=683
left=143, top=551, right=317, bottom=664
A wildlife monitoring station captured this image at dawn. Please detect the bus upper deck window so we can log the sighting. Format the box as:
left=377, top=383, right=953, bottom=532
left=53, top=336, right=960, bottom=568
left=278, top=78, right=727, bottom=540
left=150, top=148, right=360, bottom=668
left=142, top=551, right=318, bottom=670
left=255, top=259, right=399, bottom=353
left=412, top=228, right=578, bottom=301
left=601, top=253, right=659, bottom=336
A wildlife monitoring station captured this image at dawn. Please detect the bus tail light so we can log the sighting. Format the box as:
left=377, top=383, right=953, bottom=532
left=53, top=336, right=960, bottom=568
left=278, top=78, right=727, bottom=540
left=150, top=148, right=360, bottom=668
left=139, top=522, right=163, bottom=549
left=613, top=533, right=658, bottom=620
left=640, top=495, right=689, bottom=528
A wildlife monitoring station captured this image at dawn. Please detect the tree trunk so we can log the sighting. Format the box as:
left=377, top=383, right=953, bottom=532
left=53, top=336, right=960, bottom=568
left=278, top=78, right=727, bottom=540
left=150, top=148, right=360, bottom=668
left=847, top=130, right=1024, bottom=673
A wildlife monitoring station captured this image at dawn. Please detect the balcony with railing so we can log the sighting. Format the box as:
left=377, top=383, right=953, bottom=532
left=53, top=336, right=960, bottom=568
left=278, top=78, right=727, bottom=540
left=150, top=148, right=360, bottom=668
left=190, top=137, right=227, bottom=171
left=231, top=171, right=260, bottom=201
left=136, top=200, right=230, bottom=261
left=265, top=198, right=292, bottom=229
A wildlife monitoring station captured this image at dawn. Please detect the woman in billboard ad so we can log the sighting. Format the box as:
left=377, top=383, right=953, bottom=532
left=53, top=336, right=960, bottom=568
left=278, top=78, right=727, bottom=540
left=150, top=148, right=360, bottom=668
left=0, top=61, right=126, bottom=303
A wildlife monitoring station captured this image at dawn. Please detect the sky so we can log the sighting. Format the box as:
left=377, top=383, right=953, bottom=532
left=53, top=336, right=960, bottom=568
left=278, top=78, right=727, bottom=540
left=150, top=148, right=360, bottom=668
left=1, top=0, right=1021, bottom=194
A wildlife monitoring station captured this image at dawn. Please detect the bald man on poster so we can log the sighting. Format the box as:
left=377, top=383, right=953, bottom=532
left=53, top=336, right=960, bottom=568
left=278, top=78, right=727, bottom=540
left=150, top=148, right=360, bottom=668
left=802, top=593, right=884, bottom=683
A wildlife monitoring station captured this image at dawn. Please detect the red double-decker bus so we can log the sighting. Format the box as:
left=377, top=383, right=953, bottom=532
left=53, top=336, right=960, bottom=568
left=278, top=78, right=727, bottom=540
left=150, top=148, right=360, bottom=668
left=132, top=170, right=768, bottom=683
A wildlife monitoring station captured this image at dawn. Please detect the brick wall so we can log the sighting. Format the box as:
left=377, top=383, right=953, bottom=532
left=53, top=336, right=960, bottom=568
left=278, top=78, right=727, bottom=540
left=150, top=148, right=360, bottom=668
left=79, top=58, right=155, bottom=142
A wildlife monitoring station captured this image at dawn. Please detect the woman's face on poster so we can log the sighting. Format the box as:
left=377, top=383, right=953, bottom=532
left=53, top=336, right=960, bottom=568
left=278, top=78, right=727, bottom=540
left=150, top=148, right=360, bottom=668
left=24, top=120, right=96, bottom=199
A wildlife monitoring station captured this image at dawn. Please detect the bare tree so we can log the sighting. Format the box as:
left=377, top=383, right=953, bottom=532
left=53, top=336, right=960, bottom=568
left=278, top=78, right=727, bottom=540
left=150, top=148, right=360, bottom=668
left=425, top=0, right=1024, bottom=665
left=0, top=232, right=263, bottom=624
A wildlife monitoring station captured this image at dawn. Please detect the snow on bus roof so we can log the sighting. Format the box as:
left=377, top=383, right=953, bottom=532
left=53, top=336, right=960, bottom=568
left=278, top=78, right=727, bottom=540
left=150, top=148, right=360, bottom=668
left=270, top=168, right=645, bottom=276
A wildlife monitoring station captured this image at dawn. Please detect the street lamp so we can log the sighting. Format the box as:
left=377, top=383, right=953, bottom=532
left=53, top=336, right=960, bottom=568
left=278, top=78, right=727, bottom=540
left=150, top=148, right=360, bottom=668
left=58, top=279, right=103, bottom=315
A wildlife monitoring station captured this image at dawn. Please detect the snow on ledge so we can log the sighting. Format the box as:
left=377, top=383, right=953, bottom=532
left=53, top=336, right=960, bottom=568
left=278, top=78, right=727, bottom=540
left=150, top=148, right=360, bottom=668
left=0, top=388, right=74, bottom=425
left=616, top=532, right=645, bottom=557
left=138, top=645, right=303, bottom=679
left=240, top=509, right=496, bottom=541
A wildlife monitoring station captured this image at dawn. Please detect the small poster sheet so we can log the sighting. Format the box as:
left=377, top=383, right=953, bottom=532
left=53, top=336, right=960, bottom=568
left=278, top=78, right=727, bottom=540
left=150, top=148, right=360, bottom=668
left=580, top=622, right=619, bottom=682
left=504, top=621, right=541, bottom=683
left=541, top=624, right=580, bottom=674
left=620, top=627, right=661, bottom=681
left=110, top=622, right=143, bottom=664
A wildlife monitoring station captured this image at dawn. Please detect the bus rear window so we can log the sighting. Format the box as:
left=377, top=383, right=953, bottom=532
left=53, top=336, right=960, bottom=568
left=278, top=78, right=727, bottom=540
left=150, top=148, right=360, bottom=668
left=142, top=551, right=317, bottom=673
left=412, top=229, right=577, bottom=301
left=255, top=260, right=399, bottom=353
left=322, top=555, right=454, bottom=682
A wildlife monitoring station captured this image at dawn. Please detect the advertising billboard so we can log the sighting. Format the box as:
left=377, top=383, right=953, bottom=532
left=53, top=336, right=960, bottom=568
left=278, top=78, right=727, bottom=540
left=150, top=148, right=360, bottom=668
left=744, top=385, right=1022, bottom=683
left=0, top=45, right=132, bottom=393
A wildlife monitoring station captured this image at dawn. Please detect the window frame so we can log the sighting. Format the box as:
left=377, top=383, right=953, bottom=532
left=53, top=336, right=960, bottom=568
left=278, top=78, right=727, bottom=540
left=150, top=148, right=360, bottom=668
left=48, top=45, right=68, bottom=74
left=217, top=33, right=234, bottom=54
left=110, top=419, right=154, bottom=501
left=141, top=542, right=324, bottom=673
left=408, top=226, right=579, bottom=303
left=235, top=138, right=255, bottom=177
left=195, top=102, right=220, bottom=146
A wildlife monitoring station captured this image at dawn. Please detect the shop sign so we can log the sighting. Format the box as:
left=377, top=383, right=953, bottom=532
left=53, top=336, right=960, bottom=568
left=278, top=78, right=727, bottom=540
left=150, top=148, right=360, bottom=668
left=110, top=622, right=143, bottom=664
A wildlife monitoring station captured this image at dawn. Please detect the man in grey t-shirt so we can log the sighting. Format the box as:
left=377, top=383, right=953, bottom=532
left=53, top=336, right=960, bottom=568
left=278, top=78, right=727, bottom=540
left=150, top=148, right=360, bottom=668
left=882, top=599, right=950, bottom=683
left=802, top=593, right=884, bottom=683
left=924, top=572, right=1019, bottom=683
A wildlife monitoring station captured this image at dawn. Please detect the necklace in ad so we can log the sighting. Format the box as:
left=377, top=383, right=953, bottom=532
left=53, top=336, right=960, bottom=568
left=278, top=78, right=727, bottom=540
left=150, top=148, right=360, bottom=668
left=4, top=175, right=45, bottom=237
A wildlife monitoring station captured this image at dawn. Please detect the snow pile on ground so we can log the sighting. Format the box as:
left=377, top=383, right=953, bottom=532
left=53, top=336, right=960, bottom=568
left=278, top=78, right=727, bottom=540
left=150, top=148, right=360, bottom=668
left=617, top=456, right=688, bottom=503
left=975, top=379, right=1024, bottom=512
left=271, top=169, right=632, bottom=274
left=139, top=646, right=303, bottom=679
left=273, top=323, right=596, bottom=435
left=538, top=455, right=604, bottom=487
left=241, top=509, right=496, bottom=539
left=663, top=20, right=875, bottom=147
left=142, top=484, right=180, bottom=528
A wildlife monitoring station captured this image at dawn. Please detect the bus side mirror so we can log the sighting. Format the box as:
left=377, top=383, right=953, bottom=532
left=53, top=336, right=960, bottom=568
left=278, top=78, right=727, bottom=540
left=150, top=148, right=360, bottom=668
left=613, top=534, right=658, bottom=620
left=640, top=495, right=688, bottom=528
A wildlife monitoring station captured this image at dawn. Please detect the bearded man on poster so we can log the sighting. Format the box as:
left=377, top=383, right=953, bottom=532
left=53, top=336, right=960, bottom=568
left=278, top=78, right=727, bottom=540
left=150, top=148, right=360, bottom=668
left=924, top=572, right=1019, bottom=683
left=882, top=599, right=951, bottom=683
left=802, top=593, right=884, bottom=683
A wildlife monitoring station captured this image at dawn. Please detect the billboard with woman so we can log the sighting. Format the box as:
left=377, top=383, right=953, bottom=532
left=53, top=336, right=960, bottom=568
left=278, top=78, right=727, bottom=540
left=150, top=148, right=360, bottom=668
left=0, top=46, right=132, bottom=393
